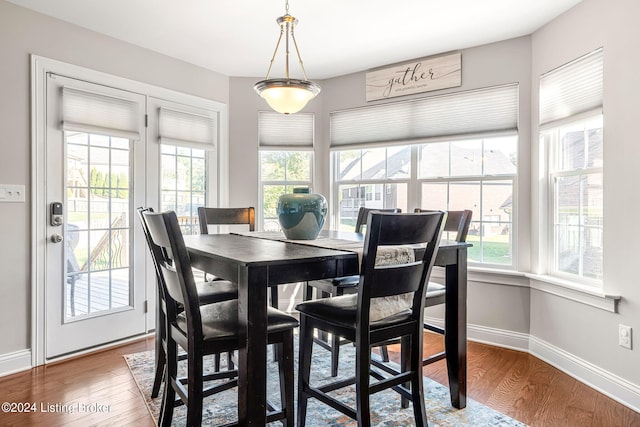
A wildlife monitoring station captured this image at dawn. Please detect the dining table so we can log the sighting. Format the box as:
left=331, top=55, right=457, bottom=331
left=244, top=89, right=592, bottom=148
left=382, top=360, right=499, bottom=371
left=184, top=229, right=470, bottom=426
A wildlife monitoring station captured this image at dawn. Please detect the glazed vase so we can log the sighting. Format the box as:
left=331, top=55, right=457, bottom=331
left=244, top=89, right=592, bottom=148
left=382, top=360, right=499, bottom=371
left=276, top=188, right=328, bottom=240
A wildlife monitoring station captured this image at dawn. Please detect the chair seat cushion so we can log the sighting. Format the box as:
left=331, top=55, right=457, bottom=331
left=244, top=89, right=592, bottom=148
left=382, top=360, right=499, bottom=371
left=296, top=294, right=412, bottom=329
left=196, top=279, right=238, bottom=305
left=176, top=300, right=299, bottom=341
left=330, top=275, right=359, bottom=287
left=425, top=282, right=445, bottom=298
left=425, top=282, right=445, bottom=307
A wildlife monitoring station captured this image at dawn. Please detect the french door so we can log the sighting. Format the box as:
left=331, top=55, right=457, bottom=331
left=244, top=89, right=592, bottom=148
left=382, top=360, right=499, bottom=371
left=44, top=74, right=147, bottom=358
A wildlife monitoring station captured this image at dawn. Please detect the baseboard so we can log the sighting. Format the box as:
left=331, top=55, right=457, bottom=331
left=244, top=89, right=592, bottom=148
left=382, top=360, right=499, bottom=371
left=0, top=349, right=32, bottom=378
left=423, top=316, right=530, bottom=352
left=424, top=316, right=640, bottom=413
left=530, top=336, right=640, bottom=413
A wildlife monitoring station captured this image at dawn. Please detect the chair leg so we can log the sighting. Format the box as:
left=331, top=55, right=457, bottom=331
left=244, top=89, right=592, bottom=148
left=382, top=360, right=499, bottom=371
left=186, top=349, right=204, bottom=427
left=331, top=334, right=340, bottom=377
left=318, top=291, right=331, bottom=343
left=159, top=337, right=177, bottom=427
left=303, top=282, right=314, bottom=301
left=270, top=286, right=279, bottom=309
left=214, top=353, right=221, bottom=372
left=400, top=336, right=411, bottom=409
left=151, top=324, right=165, bottom=398
left=227, top=351, right=234, bottom=369
left=355, top=337, right=372, bottom=427
left=271, top=287, right=281, bottom=363
left=380, top=345, right=390, bottom=362
left=409, top=333, right=428, bottom=427
left=278, top=333, right=295, bottom=427
left=297, top=317, right=314, bottom=427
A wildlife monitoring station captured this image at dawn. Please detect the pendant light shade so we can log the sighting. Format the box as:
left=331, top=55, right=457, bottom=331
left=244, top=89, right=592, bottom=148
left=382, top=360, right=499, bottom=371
left=254, top=78, right=320, bottom=114
left=254, top=2, right=320, bottom=114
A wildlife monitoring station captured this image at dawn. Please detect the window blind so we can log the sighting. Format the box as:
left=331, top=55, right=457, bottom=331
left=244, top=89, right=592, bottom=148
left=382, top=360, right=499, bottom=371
left=259, top=111, right=314, bottom=149
left=330, top=84, right=518, bottom=148
left=62, top=87, right=141, bottom=140
left=158, top=107, right=217, bottom=150
left=539, top=48, right=603, bottom=126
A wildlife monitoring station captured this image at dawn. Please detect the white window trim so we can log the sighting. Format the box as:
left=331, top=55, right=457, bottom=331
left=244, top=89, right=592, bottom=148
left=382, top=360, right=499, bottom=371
left=541, top=113, right=604, bottom=289
left=526, top=274, right=619, bottom=313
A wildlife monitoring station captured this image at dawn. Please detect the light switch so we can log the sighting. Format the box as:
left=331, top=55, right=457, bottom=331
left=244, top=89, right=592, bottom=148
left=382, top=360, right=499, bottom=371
left=0, top=184, right=26, bottom=202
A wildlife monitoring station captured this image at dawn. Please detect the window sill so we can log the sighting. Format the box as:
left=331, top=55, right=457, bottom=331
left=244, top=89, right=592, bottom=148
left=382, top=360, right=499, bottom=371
left=430, top=268, right=621, bottom=313
left=431, top=266, right=529, bottom=287
left=526, top=273, right=620, bottom=313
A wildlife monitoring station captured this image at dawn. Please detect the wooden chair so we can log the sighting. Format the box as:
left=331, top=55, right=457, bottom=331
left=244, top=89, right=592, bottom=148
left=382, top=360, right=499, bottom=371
left=197, top=206, right=255, bottom=234
left=415, top=208, right=472, bottom=367
left=143, top=210, right=298, bottom=427
left=304, top=206, right=401, bottom=376
left=198, top=206, right=286, bottom=313
left=137, top=207, right=238, bottom=399
left=296, top=211, right=446, bottom=427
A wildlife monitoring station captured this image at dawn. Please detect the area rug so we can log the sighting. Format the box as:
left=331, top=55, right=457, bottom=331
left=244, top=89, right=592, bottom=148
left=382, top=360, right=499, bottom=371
left=125, top=344, right=526, bottom=427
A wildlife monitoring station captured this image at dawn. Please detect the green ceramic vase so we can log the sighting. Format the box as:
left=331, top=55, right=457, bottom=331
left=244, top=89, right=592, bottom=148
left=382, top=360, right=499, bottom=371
left=277, top=188, right=328, bottom=240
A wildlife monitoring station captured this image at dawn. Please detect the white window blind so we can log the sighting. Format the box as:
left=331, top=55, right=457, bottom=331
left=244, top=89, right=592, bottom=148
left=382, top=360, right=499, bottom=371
left=62, top=86, right=141, bottom=140
left=539, top=48, right=603, bottom=126
left=259, top=111, right=314, bottom=149
left=158, top=107, right=217, bottom=150
left=330, top=84, right=518, bottom=148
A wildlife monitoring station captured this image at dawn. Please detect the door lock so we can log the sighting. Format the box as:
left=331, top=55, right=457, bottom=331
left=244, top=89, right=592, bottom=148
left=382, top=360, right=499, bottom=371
left=50, top=202, right=63, bottom=227
left=51, top=234, right=64, bottom=243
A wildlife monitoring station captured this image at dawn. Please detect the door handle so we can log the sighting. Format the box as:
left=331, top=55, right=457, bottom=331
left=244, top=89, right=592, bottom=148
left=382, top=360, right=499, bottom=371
left=51, top=234, right=64, bottom=243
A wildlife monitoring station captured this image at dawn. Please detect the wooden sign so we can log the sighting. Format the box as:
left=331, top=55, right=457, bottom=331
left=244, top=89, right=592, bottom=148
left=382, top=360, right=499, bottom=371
left=365, top=52, right=461, bottom=101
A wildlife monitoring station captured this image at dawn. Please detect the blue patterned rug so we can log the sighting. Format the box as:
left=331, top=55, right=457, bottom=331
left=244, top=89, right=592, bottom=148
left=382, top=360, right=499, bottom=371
left=125, top=343, right=526, bottom=426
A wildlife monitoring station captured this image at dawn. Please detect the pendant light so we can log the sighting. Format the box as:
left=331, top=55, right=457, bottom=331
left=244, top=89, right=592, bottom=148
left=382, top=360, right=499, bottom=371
left=254, top=0, right=320, bottom=114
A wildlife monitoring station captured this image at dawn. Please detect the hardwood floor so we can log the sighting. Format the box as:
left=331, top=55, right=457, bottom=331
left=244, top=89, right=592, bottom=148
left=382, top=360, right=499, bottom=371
left=388, top=333, right=640, bottom=427
left=0, top=338, right=155, bottom=427
left=0, top=334, right=638, bottom=426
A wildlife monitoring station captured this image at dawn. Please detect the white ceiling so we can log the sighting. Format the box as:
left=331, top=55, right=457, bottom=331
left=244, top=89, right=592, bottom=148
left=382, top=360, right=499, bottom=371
left=8, top=0, right=582, bottom=79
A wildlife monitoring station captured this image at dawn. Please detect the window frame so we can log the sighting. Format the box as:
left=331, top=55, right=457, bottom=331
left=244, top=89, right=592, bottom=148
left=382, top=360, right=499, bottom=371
left=331, top=133, right=518, bottom=269
left=538, top=48, right=604, bottom=290
left=544, top=113, right=604, bottom=286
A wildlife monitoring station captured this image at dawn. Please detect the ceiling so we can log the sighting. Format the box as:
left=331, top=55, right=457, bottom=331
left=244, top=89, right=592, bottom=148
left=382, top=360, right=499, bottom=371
left=8, top=0, right=582, bottom=80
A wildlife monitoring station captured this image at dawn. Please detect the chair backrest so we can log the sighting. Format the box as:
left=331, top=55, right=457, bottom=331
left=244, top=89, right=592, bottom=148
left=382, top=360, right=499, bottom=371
left=357, top=211, right=445, bottom=327
left=143, top=210, right=203, bottom=338
left=354, top=207, right=402, bottom=233
left=197, top=207, right=255, bottom=234
left=414, top=208, right=472, bottom=243
left=137, top=207, right=181, bottom=328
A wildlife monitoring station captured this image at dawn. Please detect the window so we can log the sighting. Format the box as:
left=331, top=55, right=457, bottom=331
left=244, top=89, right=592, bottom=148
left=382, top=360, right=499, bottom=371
left=160, top=145, right=206, bottom=235
left=539, top=49, right=603, bottom=285
left=331, top=84, right=518, bottom=267
left=261, top=151, right=313, bottom=231
left=334, top=146, right=410, bottom=231
left=156, top=103, right=218, bottom=235
left=258, top=112, right=314, bottom=230
left=544, top=116, right=603, bottom=282
left=418, top=136, right=517, bottom=265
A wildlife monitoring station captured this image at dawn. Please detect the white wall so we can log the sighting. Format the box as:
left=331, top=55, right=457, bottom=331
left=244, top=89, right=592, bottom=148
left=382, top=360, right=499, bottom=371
left=530, top=0, right=640, bottom=390
left=0, top=0, right=229, bottom=356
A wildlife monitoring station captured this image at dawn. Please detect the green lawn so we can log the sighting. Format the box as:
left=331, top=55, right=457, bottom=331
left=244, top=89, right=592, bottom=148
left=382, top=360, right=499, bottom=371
left=466, top=236, right=511, bottom=264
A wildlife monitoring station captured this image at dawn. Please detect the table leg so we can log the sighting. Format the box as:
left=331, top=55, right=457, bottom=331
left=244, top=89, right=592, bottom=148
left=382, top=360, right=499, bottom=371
left=444, top=247, right=467, bottom=409
left=237, top=266, right=268, bottom=426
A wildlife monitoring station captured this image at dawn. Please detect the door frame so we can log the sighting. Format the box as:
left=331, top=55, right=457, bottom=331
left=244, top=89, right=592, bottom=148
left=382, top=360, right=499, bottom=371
left=31, top=55, right=229, bottom=366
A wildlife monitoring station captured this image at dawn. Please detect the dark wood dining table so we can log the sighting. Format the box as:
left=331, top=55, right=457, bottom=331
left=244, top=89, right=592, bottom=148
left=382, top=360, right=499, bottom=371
left=184, top=230, right=469, bottom=426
